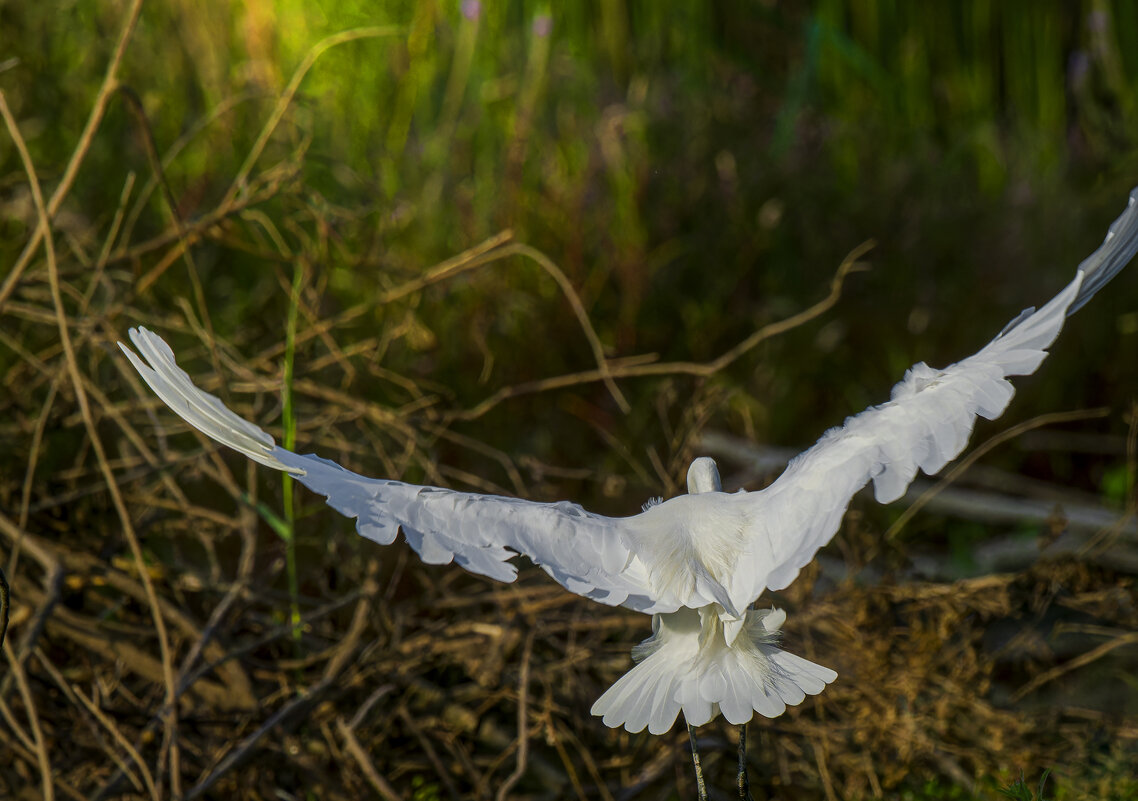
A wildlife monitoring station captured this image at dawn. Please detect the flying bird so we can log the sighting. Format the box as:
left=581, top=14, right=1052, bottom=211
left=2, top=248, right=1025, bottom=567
left=120, top=188, right=1138, bottom=794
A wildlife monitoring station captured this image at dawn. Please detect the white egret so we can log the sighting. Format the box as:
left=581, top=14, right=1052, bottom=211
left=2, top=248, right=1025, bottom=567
left=120, top=188, right=1138, bottom=797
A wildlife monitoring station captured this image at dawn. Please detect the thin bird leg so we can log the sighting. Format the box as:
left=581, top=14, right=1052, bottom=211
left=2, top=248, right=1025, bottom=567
left=738, top=723, right=753, bottom=801
left=688, top=724, right=708, bottom=801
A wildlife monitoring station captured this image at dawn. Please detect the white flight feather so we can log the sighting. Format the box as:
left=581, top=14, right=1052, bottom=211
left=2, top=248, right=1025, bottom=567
left=121, top=326, right=735, bottom=616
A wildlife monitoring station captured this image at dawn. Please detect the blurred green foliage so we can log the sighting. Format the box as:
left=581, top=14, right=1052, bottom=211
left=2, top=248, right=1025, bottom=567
left=5, top=5, right=1138, bottom=480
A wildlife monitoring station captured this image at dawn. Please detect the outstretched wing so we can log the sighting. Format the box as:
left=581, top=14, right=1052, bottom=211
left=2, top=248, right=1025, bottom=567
left=120, top=327, right=696, bottom=614
left=727, top=188, right=1138, bottom=606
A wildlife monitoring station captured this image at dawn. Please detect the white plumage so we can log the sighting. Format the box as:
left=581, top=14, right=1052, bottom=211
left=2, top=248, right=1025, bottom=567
left=120, top=188, right=1138, bottom=735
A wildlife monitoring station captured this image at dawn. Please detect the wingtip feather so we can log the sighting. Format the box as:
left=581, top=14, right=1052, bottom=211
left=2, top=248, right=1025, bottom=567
left=120, top=326, right=301, bottom=474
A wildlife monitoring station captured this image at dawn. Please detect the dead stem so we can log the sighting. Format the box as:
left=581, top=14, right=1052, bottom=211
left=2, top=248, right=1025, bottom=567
left=0, top=0, right=143, bottom=313
left=3, top=638, right=53, bottom=801
left=447, top=241, right=873, bottom=422
left=497, top=630, right=536, bottom=801
left=0, top=569, right=8, bottom=652
left=0, top=90, right=182, bottom=795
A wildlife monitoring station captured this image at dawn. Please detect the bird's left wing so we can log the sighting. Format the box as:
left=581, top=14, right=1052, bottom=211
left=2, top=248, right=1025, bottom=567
left=725, top=188, right=1138, bottom=607
left=119, top=327, right=691, bottom=614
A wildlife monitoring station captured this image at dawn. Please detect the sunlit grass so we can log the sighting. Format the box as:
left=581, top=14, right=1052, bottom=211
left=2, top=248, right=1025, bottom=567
left=281, top=256, right=305, bottom=649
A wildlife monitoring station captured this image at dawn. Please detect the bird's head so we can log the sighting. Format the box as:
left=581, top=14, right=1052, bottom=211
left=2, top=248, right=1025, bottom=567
left=685, top=457, right=722, bottom=494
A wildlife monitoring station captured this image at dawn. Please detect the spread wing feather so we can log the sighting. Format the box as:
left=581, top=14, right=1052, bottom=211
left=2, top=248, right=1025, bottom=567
left=120, top=327, right=699, bottom=614
left=120, top=188, right=1138, bottom=621
left=726, top=188, right=1138, bottom=607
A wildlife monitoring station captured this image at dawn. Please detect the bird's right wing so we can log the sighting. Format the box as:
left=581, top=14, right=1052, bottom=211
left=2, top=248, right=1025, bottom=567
left=119, top=327, right=718, bottom=615
left=726, top=188, right=1138, bottom=607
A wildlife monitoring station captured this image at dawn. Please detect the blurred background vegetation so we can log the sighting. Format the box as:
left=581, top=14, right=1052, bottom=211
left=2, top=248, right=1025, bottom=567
left=2, top=1, right=1137, bottom=799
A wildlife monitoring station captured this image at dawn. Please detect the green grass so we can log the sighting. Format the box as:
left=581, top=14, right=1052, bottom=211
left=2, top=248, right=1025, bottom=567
left=999, top=770, right=1051, bottom=801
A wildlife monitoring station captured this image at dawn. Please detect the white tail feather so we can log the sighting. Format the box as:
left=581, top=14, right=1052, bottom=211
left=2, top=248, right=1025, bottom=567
left=591, top=606, right=835, bottom=733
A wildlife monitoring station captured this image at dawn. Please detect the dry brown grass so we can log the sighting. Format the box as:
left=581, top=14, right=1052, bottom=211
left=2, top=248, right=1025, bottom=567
left=2, top=5, right=1138, bottom=800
